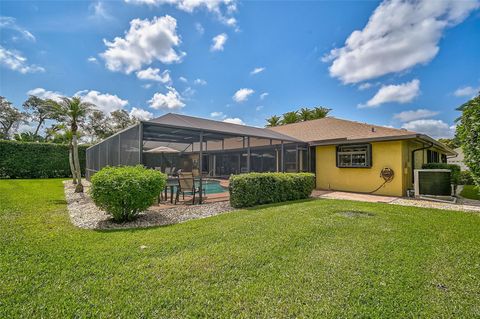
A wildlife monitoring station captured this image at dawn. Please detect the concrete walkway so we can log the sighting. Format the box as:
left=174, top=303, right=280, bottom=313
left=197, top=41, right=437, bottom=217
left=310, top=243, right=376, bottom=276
left=312, top=190, right=397, bottom=203
left=312, top=189, right=480, bottom=213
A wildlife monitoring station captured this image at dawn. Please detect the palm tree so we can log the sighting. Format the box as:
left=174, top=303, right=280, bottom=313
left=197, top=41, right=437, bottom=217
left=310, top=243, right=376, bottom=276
left=266, top=115, right=281, bottom=127
left=298, top=107, right=313, bottom=121
left=311, top=106, right=331, bottom=119
left=281, top=111, right=299, bottom=125
left=46, top=97, right=95, bottom=193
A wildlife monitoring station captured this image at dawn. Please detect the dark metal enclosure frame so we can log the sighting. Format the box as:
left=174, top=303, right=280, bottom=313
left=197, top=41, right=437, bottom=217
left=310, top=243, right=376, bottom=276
left=86, top=114, right=311, bottom=203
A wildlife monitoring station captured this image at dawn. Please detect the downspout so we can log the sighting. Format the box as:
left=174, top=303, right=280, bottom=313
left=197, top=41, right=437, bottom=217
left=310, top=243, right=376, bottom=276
left=411, top=141, right=434, bottom=183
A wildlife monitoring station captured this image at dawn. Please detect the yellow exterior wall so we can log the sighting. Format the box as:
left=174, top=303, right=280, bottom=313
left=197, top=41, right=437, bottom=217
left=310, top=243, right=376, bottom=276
left=315, top=141, right=407, bottom=196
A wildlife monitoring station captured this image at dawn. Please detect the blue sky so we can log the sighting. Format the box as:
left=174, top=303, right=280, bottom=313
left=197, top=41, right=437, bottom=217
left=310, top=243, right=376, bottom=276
left=1, top=0, right=479, bottom=138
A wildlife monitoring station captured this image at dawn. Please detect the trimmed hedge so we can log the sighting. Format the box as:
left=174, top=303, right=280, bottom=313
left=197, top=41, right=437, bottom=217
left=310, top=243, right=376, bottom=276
left=229, top=172, right=315, bottom=208
left=0, top=140, right=87, bottom=179
left=90, top=166, right=167, bottom=222
left=422, top=163, right=461, bottom=186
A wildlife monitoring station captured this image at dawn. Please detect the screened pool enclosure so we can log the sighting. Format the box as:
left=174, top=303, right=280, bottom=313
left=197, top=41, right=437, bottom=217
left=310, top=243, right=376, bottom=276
left=86, top=113, right=311, bottom=202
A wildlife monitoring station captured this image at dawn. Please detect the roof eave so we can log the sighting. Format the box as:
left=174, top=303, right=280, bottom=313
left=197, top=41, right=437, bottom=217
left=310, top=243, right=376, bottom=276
left=309, top=134, right=457, bottom=156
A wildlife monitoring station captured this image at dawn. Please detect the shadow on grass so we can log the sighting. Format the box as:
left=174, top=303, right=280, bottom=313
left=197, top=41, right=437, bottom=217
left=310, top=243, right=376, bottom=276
left=241, top=197, right=318, bottom=211
left=49, top=199, right=68, bottom=206
left=92, top=198, right=319, bottom=234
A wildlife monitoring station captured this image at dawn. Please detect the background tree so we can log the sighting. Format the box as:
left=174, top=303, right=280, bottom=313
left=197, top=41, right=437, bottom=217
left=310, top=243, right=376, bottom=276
left=310, top=106, right=331, bottom=119
left=266, top=115, right=281, bottom=127
left=281, top=111, right=299, bottom=124
left=438, top=138, right=460, bottom=150
left=47, top=97, right=94, bottom=193
left=86, top=110, right=112, bottom=142
left=22, top=95, right=55, bottom=136
left=298, top=107, right=313, bottom=121
left=110, top=109, right=137, bottom=131
left=0, top=96, right=25, bottom=139
left=456, top=92, right=480, bottom=187
left=13, top=131, right=45, bottom=142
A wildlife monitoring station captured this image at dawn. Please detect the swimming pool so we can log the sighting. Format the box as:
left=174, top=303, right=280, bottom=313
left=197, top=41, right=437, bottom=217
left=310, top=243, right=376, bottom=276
left=171, top=179, right=228, bottom=195
left=202, top=180, right=228, bottom=194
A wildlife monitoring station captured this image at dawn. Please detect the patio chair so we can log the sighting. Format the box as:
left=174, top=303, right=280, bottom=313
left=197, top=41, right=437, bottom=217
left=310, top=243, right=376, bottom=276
left=175, top=172, right=206, bottom=204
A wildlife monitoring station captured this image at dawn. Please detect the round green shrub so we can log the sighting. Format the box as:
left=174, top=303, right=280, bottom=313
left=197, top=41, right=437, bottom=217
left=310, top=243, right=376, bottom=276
left=90, top=165, right=166, bottom=222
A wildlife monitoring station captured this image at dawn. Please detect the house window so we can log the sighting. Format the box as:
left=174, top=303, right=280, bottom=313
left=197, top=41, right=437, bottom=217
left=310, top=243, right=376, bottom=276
left=427, top=149, right=440, bottom=163
left=336, top=144, right=372, bottom=168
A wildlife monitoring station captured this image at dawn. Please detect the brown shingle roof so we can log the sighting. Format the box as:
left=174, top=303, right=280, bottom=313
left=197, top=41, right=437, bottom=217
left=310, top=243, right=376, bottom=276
left=147, top=113, right=301, bottom=142
left=267, top=117, right=417, bottom=143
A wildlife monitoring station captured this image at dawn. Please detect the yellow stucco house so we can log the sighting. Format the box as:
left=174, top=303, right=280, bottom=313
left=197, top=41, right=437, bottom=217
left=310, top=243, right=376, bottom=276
left=270, top=117, right=456, bottom=197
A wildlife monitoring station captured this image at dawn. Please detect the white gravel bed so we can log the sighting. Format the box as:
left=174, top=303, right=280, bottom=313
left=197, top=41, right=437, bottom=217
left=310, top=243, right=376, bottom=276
left=390, top=197, right=480, bottom=213
left=63, top=181, right=233, bottom=230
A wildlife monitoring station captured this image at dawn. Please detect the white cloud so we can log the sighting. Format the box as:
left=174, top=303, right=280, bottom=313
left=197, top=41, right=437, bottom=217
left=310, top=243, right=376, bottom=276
left=182, top=86, right=196, bottom=97
left=27, top=88, right=62, bottom=101
left=211, top=33, right=228, bottom=51
left=124, top=0, right=238, bottom=27
left=87, top=56, right=98, bottom=63
left=89, top=1, right=112, bottom=20
left=223, top=117, right=245, bottom=125
left=101, top=15, right=185, bottom=74
left=260, top=92, right=269, bottom=100
left=142, top=83, right=152, bottom=89
left=129, top=107, right=153, bottom=120
left=0, top=46, right=44, bottom=74
left=75, top=90, right=128, bottom=114
left=250, top=67, right=265, bottom=75
left=323, top=0, right=479, bottom=84
left=401, top=119, right=455, bottom=138
left=255, top=105, right=264, bottom=111
left=393, top=109, right=439, bottom=122
left=233, top=88, right=254, bottom=102
left=179, top=76, right=188, bottom=83
left=358, top=82, right=373, bottom=90
left=0, top=16, right=35, bottom=41
left=210, top=111, right=225, bottom=118
left=148, top=86, right=185, bottom=110
left=454, top=86, right=479, bottom=97
left=195, top=22, right=204, bottom=35
left=136, top=67, right=171, bottom=83
left=194, top=78, right=207, bottom=85
left=359, top=79, right=420, bottom=108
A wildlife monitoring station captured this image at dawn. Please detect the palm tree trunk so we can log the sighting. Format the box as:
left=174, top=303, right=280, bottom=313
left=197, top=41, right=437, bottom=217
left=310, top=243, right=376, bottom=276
left=69, top=144, right=77, bottom=184
left=72, top=134, right=84, bottom=193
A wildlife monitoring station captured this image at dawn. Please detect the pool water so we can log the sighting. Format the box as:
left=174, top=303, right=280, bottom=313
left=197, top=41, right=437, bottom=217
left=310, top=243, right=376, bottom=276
left=203, top=180, right=228, bottom=194
left=172, top=179, right=228, bottom=194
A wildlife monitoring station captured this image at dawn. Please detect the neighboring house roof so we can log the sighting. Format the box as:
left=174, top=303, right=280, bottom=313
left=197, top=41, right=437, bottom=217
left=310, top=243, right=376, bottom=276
left=448, top=147, right=468, bottom=170
left=268, top=117, right=456, bottom=155
left=147, top=113, right=301, bottom=142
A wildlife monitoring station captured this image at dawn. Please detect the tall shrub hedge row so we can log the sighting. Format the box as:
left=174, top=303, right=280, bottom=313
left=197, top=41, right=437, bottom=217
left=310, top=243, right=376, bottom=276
left=229, top=172, right=315, bottom=208
left=0, top=140, right=88, bottom=178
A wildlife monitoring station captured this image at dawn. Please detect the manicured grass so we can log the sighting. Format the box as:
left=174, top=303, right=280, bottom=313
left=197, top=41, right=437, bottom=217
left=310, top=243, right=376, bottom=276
left=1, top=179, right=480, bottom=318
left=460, top=185, right=480, bottom=200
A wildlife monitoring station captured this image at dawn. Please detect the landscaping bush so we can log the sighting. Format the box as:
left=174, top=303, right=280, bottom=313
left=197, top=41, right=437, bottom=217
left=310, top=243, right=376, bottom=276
left=229, top=172, right=315, bottom=208
left=90, top=165, right=167, bottom=222
left=0, top=140, right=87, bottom=179
left=459, top=170, right=474, bottom=185
left=422, top=163, right=461, bottom=186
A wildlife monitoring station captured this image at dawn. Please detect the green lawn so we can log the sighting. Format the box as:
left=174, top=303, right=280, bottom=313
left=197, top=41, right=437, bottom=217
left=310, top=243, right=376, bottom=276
left=460, top=185, right=480, bottom=200
left=1, top=179, right=480, bottom=318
